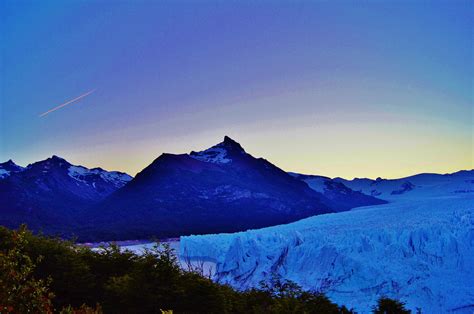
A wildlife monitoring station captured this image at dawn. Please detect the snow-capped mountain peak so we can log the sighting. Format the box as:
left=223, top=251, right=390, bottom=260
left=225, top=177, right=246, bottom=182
left=24, top=155, right=71, bottom=173
left=189, top=136, right=245, bottom=164
left=68, top=165, right=132, bottom=188
left=0, top=160, right=25, bottom=179
left=14, top=155, right=132, bottom=191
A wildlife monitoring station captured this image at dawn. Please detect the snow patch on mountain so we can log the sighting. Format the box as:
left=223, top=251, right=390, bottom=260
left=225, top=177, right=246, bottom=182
left=0, top=169, right=9, bottom=179
left=189, top=136, right=248, bottom=164
left=190, top=146, right=232, bottom=164
left=335, top=170, right=474, bottom=201
left=289, top=173, right=386, bottom=210
left=68, top=165, right=132, bottom=188
left=296, top=175, right=332, bottom=193
left=96, top=169, right=133, bottom=187
left=0, top=160, right=25, bottom=179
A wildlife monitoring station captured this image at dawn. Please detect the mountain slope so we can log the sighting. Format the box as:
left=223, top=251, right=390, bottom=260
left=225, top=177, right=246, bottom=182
left=289, top=173, right=387, bottom=210
left=0, top=160, right=25, bottom=179
left=0, top=156, right=132, bottom=234
left=334, top=170, right=474, bottom=200
left=83, top=137, right=342, bottom=240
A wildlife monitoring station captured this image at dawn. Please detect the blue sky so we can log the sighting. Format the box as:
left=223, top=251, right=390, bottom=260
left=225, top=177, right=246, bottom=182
left=1, top=0, right=472, bottom=178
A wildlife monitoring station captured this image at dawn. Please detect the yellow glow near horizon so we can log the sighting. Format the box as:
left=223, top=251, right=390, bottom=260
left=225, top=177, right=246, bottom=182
left=12, top=84, right=473, bottom=180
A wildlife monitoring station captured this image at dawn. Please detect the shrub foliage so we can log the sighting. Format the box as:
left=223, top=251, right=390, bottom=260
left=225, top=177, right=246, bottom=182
left=0, top=226, right=411, bottom=313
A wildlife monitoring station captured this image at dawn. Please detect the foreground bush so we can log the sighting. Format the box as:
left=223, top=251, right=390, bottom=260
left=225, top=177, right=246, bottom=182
left=0, top=226, right=53, bottom=313
left=0, top=226, right=411, bottom=313
left=372, top=297, right=411, bottom=314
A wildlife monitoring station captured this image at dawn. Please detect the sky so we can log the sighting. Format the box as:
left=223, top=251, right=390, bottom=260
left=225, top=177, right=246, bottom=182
left=1, top=0, right=472, bottom=179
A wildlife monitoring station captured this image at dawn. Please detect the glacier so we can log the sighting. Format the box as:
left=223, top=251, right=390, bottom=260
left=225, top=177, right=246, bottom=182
left=180, top=171, right=474, bottom=313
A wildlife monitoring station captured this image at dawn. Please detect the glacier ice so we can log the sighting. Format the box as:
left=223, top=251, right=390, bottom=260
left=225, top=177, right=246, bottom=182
left=180, top=172, right=474, bottom=313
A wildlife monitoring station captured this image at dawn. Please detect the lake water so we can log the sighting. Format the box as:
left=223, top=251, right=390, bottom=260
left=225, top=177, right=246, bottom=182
left=85, top=240, right=217, bottom=278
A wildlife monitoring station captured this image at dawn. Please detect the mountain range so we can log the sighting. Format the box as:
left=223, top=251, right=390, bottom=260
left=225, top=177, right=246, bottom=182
left=78, top=137, right=385, bottom=240
left=333, top=170, right=474, bottom=200
left=1, top=136, right=429, bottom=241
left=0, top=156, right=131, bottom=235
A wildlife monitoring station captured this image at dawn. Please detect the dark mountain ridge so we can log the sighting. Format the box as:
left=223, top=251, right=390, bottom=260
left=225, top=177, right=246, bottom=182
left=83, top=137, right=336, bottom=240
left=1, top=137, right=386, bottom=241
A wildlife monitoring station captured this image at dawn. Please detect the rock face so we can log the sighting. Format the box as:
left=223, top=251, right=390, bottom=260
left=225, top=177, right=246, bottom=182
left=180, top=170, right=474, bottom=313
left=86, top=136, right=337, bottom=240
left=0, top=156, right=132, bottom=236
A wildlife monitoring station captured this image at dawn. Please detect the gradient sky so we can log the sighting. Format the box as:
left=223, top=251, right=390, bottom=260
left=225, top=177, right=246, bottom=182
left=1, top=0, right=472, bottom=179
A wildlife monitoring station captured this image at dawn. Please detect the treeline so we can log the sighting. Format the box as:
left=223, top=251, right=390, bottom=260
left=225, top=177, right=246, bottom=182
left=0, top=226, right=411, bottom=313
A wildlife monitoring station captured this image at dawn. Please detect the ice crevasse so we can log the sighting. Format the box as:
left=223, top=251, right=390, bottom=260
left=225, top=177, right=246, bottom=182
left=180, top=196, right=474, bottom=313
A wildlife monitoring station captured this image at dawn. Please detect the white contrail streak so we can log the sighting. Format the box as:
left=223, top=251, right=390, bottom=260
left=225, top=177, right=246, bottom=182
left=39, top=89, right=96, bottom=117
